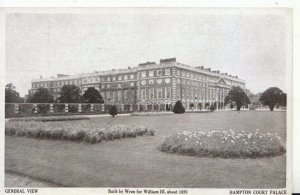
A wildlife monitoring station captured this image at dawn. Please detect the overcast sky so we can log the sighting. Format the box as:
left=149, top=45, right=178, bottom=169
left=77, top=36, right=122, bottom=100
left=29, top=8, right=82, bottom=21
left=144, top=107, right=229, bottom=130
left=5, top=8, right=291, bottom=96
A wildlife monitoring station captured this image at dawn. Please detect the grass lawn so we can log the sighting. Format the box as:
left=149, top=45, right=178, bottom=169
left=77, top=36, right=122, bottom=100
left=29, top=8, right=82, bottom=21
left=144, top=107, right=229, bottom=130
left=5, top=111, right=286, bottom=188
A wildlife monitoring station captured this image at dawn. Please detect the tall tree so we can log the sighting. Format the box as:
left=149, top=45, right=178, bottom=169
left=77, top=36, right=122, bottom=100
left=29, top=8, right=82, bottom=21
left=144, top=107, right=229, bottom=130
left=5, top=83, right=22, bottom=103
left=82, top=87, right=104, bottom=103
left=224, top=86, right=250, bottom=111
left=28, top=87, right=54, bottom=103
left=57, top=85, right=82, bottom=103
left=259, top=87, right=285, bottom=111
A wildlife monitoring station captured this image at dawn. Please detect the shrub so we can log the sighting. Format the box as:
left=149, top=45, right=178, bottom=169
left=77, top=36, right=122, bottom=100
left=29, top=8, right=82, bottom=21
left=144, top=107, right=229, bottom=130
left=230, top=103, right=234, bottom=109
left=210, top=104, right=216, bottom=112
left=173, top=101, right=185, bottom=114
left=158, top=129, right=285, bottom=158
left=37, top=104, right=50, bottom=114
left=189, top=103, right=195, bottom=110
left=198, top=103, right=202, bottom=110
left=109, top=105, right=118, bottom=117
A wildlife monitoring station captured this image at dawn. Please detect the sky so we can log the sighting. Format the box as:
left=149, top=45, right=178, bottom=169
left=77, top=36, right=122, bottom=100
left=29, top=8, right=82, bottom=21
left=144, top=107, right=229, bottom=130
left=5, top=8, right=292, bottom=96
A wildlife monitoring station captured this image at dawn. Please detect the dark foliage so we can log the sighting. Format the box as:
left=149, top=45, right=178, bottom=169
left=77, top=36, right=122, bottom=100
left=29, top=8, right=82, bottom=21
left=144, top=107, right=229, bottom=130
left=224, top=86, right=250, bottom=111
left=28, top=87, right=54, bottom=103
left=198, top=103, right=202, bottom=110
left=57, top=85, right=82, bottom=103
left=82, top=87, right=104, bottom=103
left=173, top=100, right=185, bottom=114
left=5, top=83, right=23, bottom=103
left=210, top=104, right=216, bottom=112
left=109, top=105, right=118, bottom=117
left=189, top=103, right=195, bottom=110
left=259, top=87, right=285, bottom=111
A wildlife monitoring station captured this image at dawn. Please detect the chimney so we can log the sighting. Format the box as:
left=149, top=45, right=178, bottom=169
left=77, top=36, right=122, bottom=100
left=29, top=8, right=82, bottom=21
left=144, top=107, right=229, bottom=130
left=128, top=67, right=131, bottom=69
left=216, top=71, right=220, bottom=74
left=205, top=68, right=211, bottom=72
left=160, top=58, right=176, bottom=63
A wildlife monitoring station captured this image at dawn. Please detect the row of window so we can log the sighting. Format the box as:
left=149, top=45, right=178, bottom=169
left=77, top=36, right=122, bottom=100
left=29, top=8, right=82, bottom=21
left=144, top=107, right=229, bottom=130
left=140, top=68, right=171, bottom=78
left=177, top=88, right=229, bottom=100
left=176, top=69, right=207, bottom=80
left=106, top=74, right=135, bottom=82
left=140, top=87, right=172, bottom=100
left=105, top=90, right=135, bottom=101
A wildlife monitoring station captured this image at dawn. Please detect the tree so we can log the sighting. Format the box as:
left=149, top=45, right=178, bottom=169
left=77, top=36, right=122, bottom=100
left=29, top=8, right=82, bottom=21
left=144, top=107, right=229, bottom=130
left=109, top=105, right=118, bottom=117
left=82, top=87, right=104, bottom=103
left=279, top=93, right=287, bottom=107
left=57, top=85, right=82, bottom=103
left=230, top=102, right=234, bottom=109
left=189, top=103, right=195, bottom=111
left=224, top=86, right=250, bottom=111
left=173, top=100, right=185, bottom=114
left=198, top=103, right=202, bottom=110
left=28, top=87, right=54, bottom=103
left=259, top=87, right=285, bottom=111
left=210, top=104, right=216, bottom=112
left=5, top=83, right=22, bottom=103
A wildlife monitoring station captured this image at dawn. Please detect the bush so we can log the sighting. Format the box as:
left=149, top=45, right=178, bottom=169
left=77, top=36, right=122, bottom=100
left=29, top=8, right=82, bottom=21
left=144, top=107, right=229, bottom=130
left=198, top=103, right=202, bottom=110
left=189, top=103, right=195, bottom=110
left=158, top=129, right=285, bottom=158
left=37, top=104, right=50, bottom=114
left=210, top=104, right=216, bottom=112
left=5, top=121, right=155, bottom=144
left=173, top=100, right=185, bottom=114
left=109, top=105, right=118, bottom=117
left=230, top=103, right=234, bottom=109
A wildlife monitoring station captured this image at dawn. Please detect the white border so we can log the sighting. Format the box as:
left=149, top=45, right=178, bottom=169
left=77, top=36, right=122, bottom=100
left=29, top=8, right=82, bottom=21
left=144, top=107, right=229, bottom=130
left=0, top=1, right=298, bottom=194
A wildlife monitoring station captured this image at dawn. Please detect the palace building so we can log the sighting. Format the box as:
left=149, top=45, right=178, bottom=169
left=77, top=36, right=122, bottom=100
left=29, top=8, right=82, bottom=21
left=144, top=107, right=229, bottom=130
left=30, top=58, right=246, bottom=110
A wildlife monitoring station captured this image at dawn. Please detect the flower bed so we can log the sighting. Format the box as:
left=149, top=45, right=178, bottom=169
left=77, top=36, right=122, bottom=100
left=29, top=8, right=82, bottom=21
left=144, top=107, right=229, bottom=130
left=9, top=116, right=90, bottom=122
left=159, top=129, right=285, bottom=158
left=130, top=112, right=173, bottom=116
left=5, top=121, right=155, bottom=144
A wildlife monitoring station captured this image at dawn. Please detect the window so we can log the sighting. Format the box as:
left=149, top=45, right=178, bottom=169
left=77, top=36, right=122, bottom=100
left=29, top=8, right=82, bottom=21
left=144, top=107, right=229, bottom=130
left=141, top=71, right=146, bottom=78
left=165, top=68, right=171, bottom=76
left=112, top=76, right=116, bottom=81
left=118, top=75, right=122, bottom=81
left=177, top=69, right=180, bottom=76
left=157, top=69, right=162, bottom=77
left=106, top=91, right=111, bottom=100
left=181, top=71, right=185, bottom=77
left=176, top=87, right=181, bottom=99
left=117, top=90, right=122, bottom=101
left=141, top=88, right=146, bottom=100
left=165, top=87, right=171, bottom=98
left=157, top=87, right=162, bottom=99
left=130, top=74, right=134, bottom=79
left=107, top=84, right=110, bottom=88
left=124, top=75, right=128, bottom=80
left=149, top=88, right=154, bottom=99
left=186, top=72, right=190, bottom=78
left=149, top=70, right=154, bottom=77
left=107, top=77, right=110, bottom=82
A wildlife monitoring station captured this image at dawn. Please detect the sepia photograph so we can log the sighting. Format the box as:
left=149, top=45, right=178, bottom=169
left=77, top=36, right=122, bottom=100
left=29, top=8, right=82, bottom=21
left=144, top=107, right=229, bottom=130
left=1, top=6, right=294, bottom=194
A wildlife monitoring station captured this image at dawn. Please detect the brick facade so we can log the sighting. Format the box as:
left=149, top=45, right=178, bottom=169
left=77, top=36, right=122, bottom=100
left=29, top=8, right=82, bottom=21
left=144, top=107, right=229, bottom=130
left=30, top=58, right=246, bottom=109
